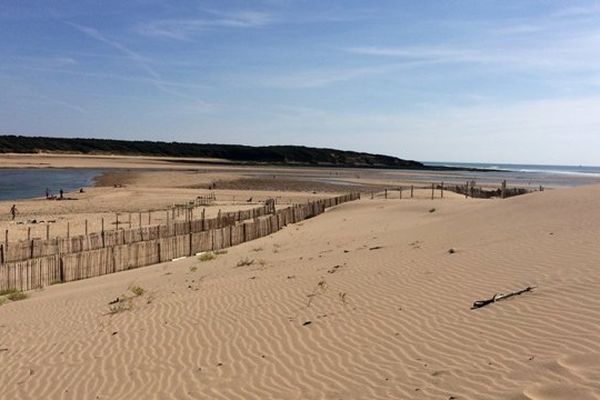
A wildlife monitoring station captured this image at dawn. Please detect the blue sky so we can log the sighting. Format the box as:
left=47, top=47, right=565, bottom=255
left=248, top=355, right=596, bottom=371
left=2, top=1, right=600, bottom=164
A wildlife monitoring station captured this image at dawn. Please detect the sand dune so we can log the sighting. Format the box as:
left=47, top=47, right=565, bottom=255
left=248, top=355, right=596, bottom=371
left=1, top=186, right=600, bottom=399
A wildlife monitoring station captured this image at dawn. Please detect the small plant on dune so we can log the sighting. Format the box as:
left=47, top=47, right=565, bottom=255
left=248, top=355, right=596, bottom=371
left=130, top=286, right=145, bottom=297
left=189, top=266, right=198, bottom=272
left=252, top=247, right=263, bottom=252
left=0, top=288, right=19, bottom=296
left=7, top=291, right=28, bottom=301
left=214, top=249, right=228, bottom=255
left=0, top=297, right=7, bottom=306
left=198, top=252, right=217, bottom=262
left=339, top=292, right=348, bottom=305
left=429, top=208, right=436, bottom=213
left=107, top=298, right=133, bottom=315
left=236, top=258, right=255, bottom=267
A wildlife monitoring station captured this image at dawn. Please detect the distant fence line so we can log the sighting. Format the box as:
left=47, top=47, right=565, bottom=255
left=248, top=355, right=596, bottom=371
left=374, top=180, right=540, bottom=200
left=0, top=193, right=359, bottom=292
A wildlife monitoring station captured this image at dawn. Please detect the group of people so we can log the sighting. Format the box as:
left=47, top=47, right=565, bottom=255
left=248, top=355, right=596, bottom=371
left=45, top=188, right=64, bottom=200
left=8, top=187, right=81, bottom=221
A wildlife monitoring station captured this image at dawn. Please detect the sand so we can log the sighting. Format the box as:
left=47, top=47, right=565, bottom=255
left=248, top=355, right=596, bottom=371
left=1, top=183, right=600, bottom=399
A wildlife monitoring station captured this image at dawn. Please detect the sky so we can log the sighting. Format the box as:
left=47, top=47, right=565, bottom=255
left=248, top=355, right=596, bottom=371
left=2, top=0, right=600, bottom=165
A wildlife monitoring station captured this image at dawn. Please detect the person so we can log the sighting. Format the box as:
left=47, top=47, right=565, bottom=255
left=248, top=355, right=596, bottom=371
left=59, top=189, right=64, bottom=199
left=45, top=188, right=50, bottom=199
left=10, top=204, right=18, bottom=220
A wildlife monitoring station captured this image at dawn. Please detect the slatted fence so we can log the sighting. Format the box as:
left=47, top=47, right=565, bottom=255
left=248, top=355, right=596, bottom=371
left=0, top=193, right=359, bottom=291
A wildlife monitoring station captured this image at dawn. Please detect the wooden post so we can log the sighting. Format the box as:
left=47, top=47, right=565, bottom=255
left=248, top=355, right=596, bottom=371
left=431, top=183, right=435, bottom=200
left=441, top=182, right=444, bottom=198
left=166, top=211, right=169, bottom=225
left=128, top=213, right=132, bottom=227
left=148, top=211, right=151, bottom=225
left=0, top=243, right=3, bottom=264
left=465, top=181, right=469, bottom=198
left=101, top=218, right=105, bottom=248
left=85, top=219, right=88, bottom=236
left=399, top=187, right=402, bottom=199
left=5, top=229, right=8, bottom=247
left=501, top=180, right=507, bottom=199
left=411, top=185, right=414, bottom=198
left=27, top=227, right=31, bottom=242
left=371, top=191, right=374, bottom=200
left=46, top=224, right=50, bottom=240
left=67, top=222, right=70, bottom=238
left=384, top=189, right=388, bottom=199
left=139, top=212, right=142, bottom=227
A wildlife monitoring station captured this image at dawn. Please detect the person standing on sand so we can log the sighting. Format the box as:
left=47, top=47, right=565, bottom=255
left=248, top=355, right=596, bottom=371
left=59, top=189, right=64, bottom=199
left=45, top=188, right=50, bottom=199
left=10, top=204, right=18, bottom=220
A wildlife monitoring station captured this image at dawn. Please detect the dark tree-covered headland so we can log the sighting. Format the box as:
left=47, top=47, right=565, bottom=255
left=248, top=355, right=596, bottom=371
left=0, top=135, right=424, bottom=169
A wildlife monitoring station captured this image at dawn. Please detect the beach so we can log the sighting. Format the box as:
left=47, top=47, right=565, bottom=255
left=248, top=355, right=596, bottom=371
left=1, top=154, right=599, bottom=399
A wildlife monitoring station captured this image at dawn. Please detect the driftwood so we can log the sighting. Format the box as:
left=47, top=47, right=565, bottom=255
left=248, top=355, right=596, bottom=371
left=471, top=286, right=535, bottom=310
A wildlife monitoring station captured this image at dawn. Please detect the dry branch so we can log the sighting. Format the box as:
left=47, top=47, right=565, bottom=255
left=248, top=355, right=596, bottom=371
left=471, top=286, right=535, bottom=310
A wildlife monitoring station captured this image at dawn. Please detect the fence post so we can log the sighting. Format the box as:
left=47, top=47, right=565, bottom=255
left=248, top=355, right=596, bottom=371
left=101, top=218, right=105, bottom=248
left=139, top=212, right=142, bottom=227
left=441, top=182, right=444, bottom=198
left=27, top=227, right=31, bottom=242
left=67, top=222, right=70, bottom=238
left=116, top=213, right=119, bottom=230
left=0, top=243, right=3, bottom=264
left=399, top=187, right=402, bottom=199
left=465, top=181, right=469, bottom=198
left=46, top=224, right=50, bottom=240
left=501, top=180, right=507, bottom=199
left=85, top=219, right=88, bottom=236
left=384, top=189, right=387, bottom=199
left=431, top=183, right=435, bottom=200
left=411, top=185, right=414, bottom=198
left=5, top=229, right=8, bottom=247
left=148, top=211, right=151, bottom=225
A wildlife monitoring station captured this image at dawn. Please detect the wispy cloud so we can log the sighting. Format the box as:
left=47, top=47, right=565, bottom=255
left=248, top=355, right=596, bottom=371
left=66, top=22, right=213, bottom=106
left=251, top=62, right=427, bottom=89
left=136, top=10, right=273, bottom=40
left=67, top=22, right=159, bottom=78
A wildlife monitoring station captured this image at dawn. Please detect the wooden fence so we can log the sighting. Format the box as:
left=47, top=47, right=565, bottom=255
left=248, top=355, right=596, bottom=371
left=0, top=204, right=275, bottom=264
left=0, top=193, right=359, bottom=292
left=375, top=180, right=538, bottom=200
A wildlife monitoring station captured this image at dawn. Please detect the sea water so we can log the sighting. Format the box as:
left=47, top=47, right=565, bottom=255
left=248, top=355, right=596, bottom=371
left=422, top=162, right=600, bottom=187
left=0, top=169, right=103, bottom=201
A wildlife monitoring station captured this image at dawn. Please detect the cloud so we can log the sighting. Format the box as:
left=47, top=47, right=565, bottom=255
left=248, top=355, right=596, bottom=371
left=250, top=62, right=428, bottom=89
left=136, top=10, right=273, bottom=40
left=241, top=96, right=600, bottom=164
left=66, top=22, right=212, bottom=104
left=67, top=22, right=159, bottom=78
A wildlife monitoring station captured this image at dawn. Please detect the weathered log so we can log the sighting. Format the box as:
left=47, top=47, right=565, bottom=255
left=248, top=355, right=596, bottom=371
left=471, top=286, right=535, bottom=309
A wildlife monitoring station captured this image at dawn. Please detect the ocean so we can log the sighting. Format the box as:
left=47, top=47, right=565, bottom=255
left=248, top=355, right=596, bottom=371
left=0, top=169, right=103, bottom=201
left=422, top=162, right=600, bottom=187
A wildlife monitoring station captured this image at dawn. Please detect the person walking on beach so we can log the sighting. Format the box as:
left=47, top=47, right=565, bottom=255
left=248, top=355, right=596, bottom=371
left=59, top=189, right=64, bottom=200
left=9, top=204, right=18, bottom=220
